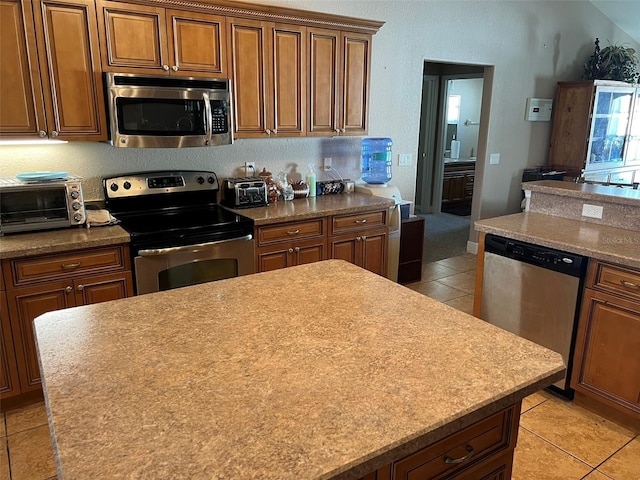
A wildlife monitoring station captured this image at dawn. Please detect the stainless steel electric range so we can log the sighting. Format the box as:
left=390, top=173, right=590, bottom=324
left=104, top=170, right=255, bottom=295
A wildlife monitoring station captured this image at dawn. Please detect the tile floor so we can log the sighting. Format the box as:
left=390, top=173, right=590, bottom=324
left=1, top=254, right=638, bottom=479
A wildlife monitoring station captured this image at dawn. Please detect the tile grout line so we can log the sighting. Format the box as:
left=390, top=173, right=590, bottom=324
left=520, top=425, right=609, bottom=472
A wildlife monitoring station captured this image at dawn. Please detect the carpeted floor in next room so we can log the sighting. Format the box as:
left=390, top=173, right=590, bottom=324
left=418, top=212, right=471, bottom=263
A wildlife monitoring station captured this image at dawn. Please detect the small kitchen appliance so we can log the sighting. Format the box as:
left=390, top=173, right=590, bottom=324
left=0, top=175, right=85, bottom=235
left=104, top=171, right=254, bottom=295
left=106, top=73, right=233, bottom=148
left=222, top=177, right=268, bottom=208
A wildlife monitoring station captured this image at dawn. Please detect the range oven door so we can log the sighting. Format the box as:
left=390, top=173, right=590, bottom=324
left=133, top=235, right=254, bottom=295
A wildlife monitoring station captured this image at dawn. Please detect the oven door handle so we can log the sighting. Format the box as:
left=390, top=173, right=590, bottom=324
left=137, top=234, right=253, bottom=256
left=203, top=92, right=212, bottom=146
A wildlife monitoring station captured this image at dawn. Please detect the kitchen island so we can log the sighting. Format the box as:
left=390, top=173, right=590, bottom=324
left=34, top=260, right=564, bottom=479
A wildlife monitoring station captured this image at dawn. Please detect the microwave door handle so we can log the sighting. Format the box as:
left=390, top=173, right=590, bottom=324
left=203, top=92, right=212, bottom=146
left=137, top=234, right=253, bottom=256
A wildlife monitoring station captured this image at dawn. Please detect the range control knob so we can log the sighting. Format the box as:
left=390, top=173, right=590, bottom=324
left=73, top=213, right=83, bottom=222
left=207, top=176, right=215, bottom=184
left=110, top=183, right=119, bottom=192
left=123, top=181, right=131, bottom=190
left=196, top=176, right=205, bottom=185
left=70, top=190, right=80, bottom=199
left=72, top=202, right=82, bottom=211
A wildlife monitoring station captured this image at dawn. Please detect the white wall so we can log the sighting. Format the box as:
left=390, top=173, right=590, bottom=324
left=2, top=1, right=638, bottom=224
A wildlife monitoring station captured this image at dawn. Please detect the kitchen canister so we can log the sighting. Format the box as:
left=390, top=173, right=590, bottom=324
left=361, top=137, right=393, bottom=185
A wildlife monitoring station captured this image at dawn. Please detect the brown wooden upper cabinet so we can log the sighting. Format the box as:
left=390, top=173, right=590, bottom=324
left=97, top=1, right=227, bottom=78
left=308, top=29, right=371, bottom=136
left=0, top=0, right=106, bottom=140
left=227, top=17, right=306, bottom=138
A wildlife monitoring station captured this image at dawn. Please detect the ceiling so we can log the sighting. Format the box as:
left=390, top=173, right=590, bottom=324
left=589, top=1, right=640, bottom=45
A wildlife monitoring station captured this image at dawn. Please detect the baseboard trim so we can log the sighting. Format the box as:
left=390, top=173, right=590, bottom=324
left=467, top=241, right=478, bottom=255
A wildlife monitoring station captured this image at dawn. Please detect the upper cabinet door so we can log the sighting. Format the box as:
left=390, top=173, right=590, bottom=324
left=227, top=17, right=270, bottom=137
left=166, top=9, right=226, bottom=78
left=97, top=0, right=168, bottom=73
left=0, top=0, right=47, bottom=138
left=33, top=0, right=107, bottom=140
left=308, top=28, right=339, bottom=136
left=308, top=28, right=371, bottom=136
left=339, top=32, right=370, bottom=136
left=585, top=86, right=635, bottom=171
left=271, top=24, right=306, bottom=136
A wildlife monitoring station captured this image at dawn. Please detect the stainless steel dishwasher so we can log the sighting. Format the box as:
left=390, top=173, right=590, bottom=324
left=480, top=234, right=588, bottom=398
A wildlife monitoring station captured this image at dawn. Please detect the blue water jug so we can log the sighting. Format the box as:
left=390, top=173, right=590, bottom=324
left=361, top=137, right=392, bottom=185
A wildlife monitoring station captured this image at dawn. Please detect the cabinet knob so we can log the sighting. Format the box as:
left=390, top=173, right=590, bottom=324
left=288, top=248, right=293, bottom=253
left=294, top=247, right=300, bottom=252
left=172, top=65, right=179, bottom=71
left=50, top=131, right=58, bottom=137
left=265, top=129, right=271, bottom=136
left=272, top=128, right=277, bottom=134
left=77, top=285, right=84, bottom=291
left=38, top=130, right=47, bottom=137
left=65, top=286, right=72, bottom=293
left=356, top=236, right=361, bottom=241
left=341, top=128, right=345, bottom=133
left=163, top=65, right=170, bottom=71
left=361, top=235, right=367, bottom=240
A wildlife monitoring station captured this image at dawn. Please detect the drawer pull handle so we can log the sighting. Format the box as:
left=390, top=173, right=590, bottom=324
left=286, top=229, right=300, bottom=235
left=355, top=219, right=367, bottom=224
left=61, top=262, right=81, bottom=269
left=444, top=445, right=474, bottom=464
left=620, top=280, right=640, bottom=290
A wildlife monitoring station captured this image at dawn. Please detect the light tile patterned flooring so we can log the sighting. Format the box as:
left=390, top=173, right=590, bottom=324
left=1, top=254, right=638, bottom=479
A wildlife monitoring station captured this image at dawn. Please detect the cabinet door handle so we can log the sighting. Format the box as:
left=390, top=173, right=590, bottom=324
left=356, top=236, right=361, bottom=241
left=77, top=285, right=84, bottom=291
left=288, top=248, right=293, bottom=253
left=620, top=280, right=640, bottom=289
left=61, top=262, right=81, bottom=269
left=50, top=131, right=58, bottom=137
left=265, top=129, right=271, bottom=136
left=444, top=445, right=475, bottom=464
left=294, top=247, right=300, bottom=252
left=38, top=130, right=47, bottom=137
left=355, top=219, right=367, bottom=224
left=65, top=286, right=72, bottom=293
left=286, top=229, right=300, bottom=235
left=163, top=65, right=170, bottom=71
left=172, top=65, right=179, bottom=71
left=361, top=235, right=367, bottom=240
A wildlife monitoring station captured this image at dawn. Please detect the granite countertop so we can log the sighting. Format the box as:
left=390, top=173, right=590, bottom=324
left=475, top=212, right=640, bottom=269
left=524, top=180, right=640, bottom=207
left=227, top=193, right=395, bottom=225
left=34, top=260, right=564, bottom=480
left=0, top=225, right=131, bottom=259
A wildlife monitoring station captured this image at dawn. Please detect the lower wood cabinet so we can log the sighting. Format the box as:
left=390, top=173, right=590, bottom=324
left=571, top=260, right=640, bottom=430
left=442, top=161, right=475, bottom=208
left=255, top=209, right=389, bottom=276
left=1, top=244, right=133, bottom=403
left=358, top=403, right=519, bottom=480
left=1, top=268, right=21, bottom=400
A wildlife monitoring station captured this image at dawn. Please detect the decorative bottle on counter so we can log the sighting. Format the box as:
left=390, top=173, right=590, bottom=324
left=306, top=164, right=317, bottom=197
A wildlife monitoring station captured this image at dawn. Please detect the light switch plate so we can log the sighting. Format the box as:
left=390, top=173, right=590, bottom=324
left=398, top=154, right=412, bottom=166
left=489, top=153, right=500, bottom=165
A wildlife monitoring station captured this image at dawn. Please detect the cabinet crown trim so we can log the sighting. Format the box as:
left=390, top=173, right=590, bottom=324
left=118, top=0, right=385, bottom=34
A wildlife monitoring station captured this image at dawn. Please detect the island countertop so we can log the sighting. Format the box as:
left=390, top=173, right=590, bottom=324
left=34, top=260, right=564, bottom=479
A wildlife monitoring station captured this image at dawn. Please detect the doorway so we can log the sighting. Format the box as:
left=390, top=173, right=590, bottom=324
left=415, top=62, right=489, bottom=262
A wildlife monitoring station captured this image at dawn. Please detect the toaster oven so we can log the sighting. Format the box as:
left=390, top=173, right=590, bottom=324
left=222, top=177, right=268, bottom=209
left=0, top=176, right=86, bottom=235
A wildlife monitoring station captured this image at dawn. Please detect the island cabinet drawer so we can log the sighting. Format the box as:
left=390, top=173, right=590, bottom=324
left=331, top=210, right=387, bottom=235
left=256, top=219, right=325, bottom=246
left=4, top=246, right=131, bottom=288
left=392, top=404, right=519, bottom=480
left=589, top=261, right=640, bottom=302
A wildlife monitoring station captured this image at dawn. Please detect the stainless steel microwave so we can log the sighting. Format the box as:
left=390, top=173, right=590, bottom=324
left=105, top=73, right=233, bottom=148
left=0, top=177, right=86, bottom=235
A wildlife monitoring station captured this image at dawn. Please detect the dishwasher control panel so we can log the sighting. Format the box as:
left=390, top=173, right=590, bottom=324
left=485, top=234, right=587, bottom=277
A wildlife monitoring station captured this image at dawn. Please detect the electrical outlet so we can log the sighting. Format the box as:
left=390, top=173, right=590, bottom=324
left=582, top=204, right=603, bottom=219
left=398, top=154, right=412, bottom=166
left=323, top=157, right=332, bottom=171
left=244, top=161, right=256, bottom=176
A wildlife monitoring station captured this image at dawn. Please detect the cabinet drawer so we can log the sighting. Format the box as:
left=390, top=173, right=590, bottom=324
left=5, top=246, right=130, bottom=287
left=256, top=219, right=325, bottom=246
left=590, top=261, right=640, bottom=302
left=331, top=210, right=386, bottom=235
left=393, top=405, right=518, bottom=480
